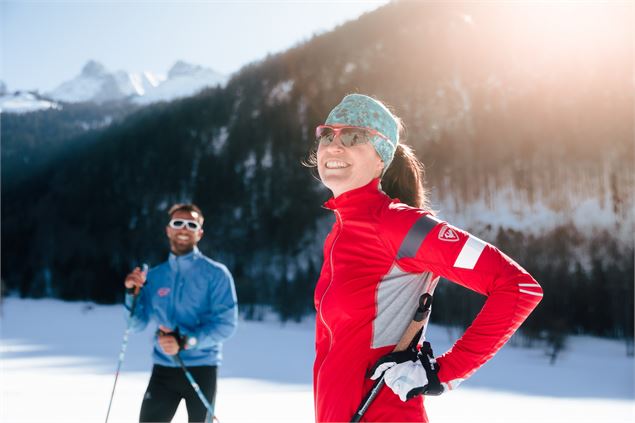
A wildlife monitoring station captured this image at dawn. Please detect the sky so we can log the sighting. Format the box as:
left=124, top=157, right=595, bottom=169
left=1, top=0, right=389, bottom=92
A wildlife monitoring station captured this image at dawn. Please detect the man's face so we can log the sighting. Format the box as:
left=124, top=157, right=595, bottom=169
left=165, top=210, right=204, bottom=256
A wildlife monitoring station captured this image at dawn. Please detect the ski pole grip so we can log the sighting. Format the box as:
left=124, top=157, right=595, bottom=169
left=395, top=294, right=433, bottom=352
left=394, top=319, right=425, bottom=352
left=133, top=263, right=149, bottom=296
left=350, top=293, right=435, bottom=422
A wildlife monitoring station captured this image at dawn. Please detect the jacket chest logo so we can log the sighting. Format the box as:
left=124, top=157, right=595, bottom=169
left=438, top=226, right=459, bottom=242
left=157, top=287, right=171, bottom=297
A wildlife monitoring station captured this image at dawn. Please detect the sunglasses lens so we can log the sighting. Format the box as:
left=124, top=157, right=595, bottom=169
left=316, top=126, right=335, bottom=145
left=169, top=219, right=200, bottom=231
left=339, top=128, right=370, bottom=147
left=316, top=126, right=372, bottom=147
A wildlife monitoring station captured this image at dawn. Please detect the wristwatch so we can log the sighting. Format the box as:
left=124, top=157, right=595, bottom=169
left=185, top=336, right=198, bottom=349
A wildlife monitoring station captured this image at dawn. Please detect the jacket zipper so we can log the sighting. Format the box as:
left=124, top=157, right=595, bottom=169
left=316, top=210, right=342, bottom=412
left=170, top=261, right=182, bottom=325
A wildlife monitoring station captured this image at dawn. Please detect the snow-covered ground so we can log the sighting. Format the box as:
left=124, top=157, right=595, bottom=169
left=1, top=298, right=633, bottom=422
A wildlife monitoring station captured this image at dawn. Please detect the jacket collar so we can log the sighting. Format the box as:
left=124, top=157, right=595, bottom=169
left=168, top=246, right=201, bottom=271
left=323, top=178, right=389, bottom=219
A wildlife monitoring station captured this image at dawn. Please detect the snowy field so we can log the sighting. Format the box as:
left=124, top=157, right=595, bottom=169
left=1, top=298, right=633, bottom=423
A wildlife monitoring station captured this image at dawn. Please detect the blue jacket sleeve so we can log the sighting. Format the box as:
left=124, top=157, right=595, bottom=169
left=186, top=266, right=238, bottom=349
left=124, top=287, right=151, bottom=333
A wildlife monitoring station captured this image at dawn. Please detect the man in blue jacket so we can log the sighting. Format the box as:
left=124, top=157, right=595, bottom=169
left=124, top=203, right=238, bottom=422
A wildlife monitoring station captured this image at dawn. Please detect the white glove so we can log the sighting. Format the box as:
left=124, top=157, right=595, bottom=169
left=369, top=350, right=416, bottom=380
left=369, top=342, right=445, bottom=401
left=385, top=360, right=429, bottom=401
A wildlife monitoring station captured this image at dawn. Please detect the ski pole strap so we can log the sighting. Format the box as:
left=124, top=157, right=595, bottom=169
left=410, top=293, right=433, bottom=350
left=414, top=293, right=433, bottom=322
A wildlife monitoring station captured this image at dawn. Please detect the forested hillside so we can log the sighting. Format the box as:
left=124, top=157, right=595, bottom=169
left=2, top=2, right=632, bottom=345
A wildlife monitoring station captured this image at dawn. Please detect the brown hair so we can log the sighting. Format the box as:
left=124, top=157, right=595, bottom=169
left=167, top=203, right=204, bottom=223
left=381, top=143, right=430, bottom=210
left=302, top=143, right=320, bottom=181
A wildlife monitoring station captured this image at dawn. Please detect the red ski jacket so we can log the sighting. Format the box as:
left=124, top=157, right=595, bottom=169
left=313, top=179, right=542, bottom=422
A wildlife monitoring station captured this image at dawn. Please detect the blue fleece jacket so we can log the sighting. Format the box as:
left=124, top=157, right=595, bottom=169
left=125, top=247, right=238, bottom=367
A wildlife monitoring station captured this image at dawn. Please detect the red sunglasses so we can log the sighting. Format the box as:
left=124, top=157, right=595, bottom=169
left=315, top=125, right=389, bottom=147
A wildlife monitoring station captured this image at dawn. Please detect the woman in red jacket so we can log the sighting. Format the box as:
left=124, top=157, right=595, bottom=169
left=309, top=94, right=543, bottom=422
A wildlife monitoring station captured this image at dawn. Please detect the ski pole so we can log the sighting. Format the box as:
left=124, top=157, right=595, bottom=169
left=174, top=353, right=215, bottom=423
left=105, top=263, right=148, bottom=423
left=350, top=293, right=433, bottom=422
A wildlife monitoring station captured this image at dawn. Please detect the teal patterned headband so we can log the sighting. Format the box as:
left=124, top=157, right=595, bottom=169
left=325, top=94, right=399, bottom=171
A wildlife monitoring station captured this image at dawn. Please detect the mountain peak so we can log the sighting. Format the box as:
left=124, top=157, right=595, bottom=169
left=45, top=60, right=227, bottom=106
left=167, top=61, right=204, bottom=79
left=81, top=60, right=108, bottom=77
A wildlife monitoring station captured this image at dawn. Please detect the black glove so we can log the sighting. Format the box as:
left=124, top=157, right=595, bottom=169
left=414, top=342, right=444, bottom=396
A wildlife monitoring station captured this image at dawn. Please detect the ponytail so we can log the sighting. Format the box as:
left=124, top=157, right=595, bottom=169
left=381, top=143, right=430, bottom=210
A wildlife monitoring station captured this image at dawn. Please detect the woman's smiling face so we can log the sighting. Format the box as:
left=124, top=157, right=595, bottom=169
left=317, top=129, right=384, bottom=198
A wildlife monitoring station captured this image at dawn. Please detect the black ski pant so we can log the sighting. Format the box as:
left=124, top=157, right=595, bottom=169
left=139, top=364, right=217, bottom=423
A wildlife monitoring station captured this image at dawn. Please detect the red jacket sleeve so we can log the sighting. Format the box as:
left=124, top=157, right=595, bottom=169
left=392, top=211, right=543, bottom=389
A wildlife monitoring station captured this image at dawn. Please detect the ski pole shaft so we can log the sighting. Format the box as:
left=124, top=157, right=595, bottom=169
left=350, top=294, right=433, bottom=422
left=174, top=353, right=214, bottom=423
left=350, top=376, right=386, bottom=422
left=105, top=264, right=148, bottom=423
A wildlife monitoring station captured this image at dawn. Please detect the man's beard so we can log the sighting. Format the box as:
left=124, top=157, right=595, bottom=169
left=170, top=239, right=195, bottom=256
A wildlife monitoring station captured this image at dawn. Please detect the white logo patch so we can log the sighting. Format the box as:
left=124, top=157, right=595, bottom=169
left=438, top=225, right=459, bottom=242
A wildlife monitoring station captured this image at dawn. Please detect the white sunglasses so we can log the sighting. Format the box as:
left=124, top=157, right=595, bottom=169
left=168, top=219, right=202, bottom=232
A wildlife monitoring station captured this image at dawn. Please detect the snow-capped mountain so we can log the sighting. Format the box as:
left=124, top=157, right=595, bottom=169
left=46, top=60, right=227, bottom=105
left=46, top=60, right=133, bottom=103
left=0, top=80, right=61, bottom=114
left=0, top=90, right=61, bottom=114
left=132, top=61, right=227, bottom=105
